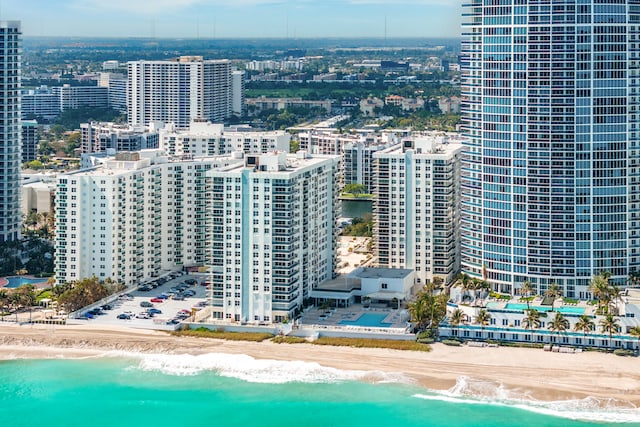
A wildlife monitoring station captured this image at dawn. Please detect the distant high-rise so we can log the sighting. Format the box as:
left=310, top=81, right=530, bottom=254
left=0, top=21, right=21, bottom=242
left=127, top=56, right=232, bottom=129
left=231, top=70, right=245, bottom=117
left=21, top=120, right=38, bottom=163
left=461, top=1, right=640, bottom=298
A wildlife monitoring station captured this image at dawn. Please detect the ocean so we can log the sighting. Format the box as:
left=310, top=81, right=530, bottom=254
left=0, top=352, right=638, bottom=427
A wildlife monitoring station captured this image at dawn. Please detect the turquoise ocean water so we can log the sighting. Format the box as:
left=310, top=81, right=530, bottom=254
left=0, top=353, right=638, bottom=427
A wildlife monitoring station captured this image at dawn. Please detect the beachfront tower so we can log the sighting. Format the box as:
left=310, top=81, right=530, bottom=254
left=127, top=57, right=232, bottom=129
left=0, top=21, right=21, bottom=242
left=460, top=1, right=640, bottom=298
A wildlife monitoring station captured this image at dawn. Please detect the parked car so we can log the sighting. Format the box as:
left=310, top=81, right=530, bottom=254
left=172, top=294, right=185, bottom=301
left=135, top=312, right=150, bottom=319
left=150, top=298, right=164, bottom=303
left=184, top=278, right=197, bottom=285
left=83, top=312, right=94, bottom=319
left=140, top=301, right=154, bottom=308
left=183, top=290, right=196, bottom=297
left=117, top=313, right=131, bottom=320
left=147, top=308, right=162, bottom=315
left=101, top=304, right=113, bottom=311
left=138, top=285, right=153, bottom=292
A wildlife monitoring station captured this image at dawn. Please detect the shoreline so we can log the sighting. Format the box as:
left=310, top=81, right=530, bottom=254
left=1, top=323, right=639, bottom=406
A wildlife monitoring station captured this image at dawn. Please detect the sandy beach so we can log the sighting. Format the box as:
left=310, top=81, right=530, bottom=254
left=0, top=323, right=638, bottom=406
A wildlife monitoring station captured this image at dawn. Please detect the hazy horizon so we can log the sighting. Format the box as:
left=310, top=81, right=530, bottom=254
left=2, top=1, right=461, bottom=39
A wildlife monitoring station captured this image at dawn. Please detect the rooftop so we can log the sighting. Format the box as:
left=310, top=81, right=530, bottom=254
left=350, top=267, right=413, bottom=280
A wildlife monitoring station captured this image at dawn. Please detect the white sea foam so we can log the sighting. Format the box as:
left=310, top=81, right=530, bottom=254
left=104, top=351, right=408, bottom=385
left=414, top=376, right=640, bottom=424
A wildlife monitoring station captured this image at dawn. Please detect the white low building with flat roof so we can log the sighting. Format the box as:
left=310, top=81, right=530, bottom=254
left=159, top=120, right=290, bottom=157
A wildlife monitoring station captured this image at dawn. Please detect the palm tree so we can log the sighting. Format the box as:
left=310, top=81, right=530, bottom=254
left=522, top=309, right=541, bottom=331
left=545, top=283, right=562, bottom=311
left=547, top=312, right=569, bottom=344
left=408, top=294, right=428, bottom=331
left=473, top=279, right=490, bottom=306
left=599, top=314, right=621, bottom=350
left=518, top=280, right=535, bottom=310
left=589, top=272, right=612, bottom=313
left=456, top=273, right=472, bottom=303
left=629, top=326, right=640, bottom=351
left=609, top=283, right=621, bottom=314
left=474, top=309, right=491, bottom=339
left=573, top=315, right=595, bottom=345
left=629, top=270, right=640, bottom=288
left=0, top=289, right=7, bottom=321
left=449, top=308, right=466, bottom=338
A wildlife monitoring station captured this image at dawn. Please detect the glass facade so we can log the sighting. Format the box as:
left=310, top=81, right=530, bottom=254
left=0, top=22, right=21, bottom=242
left=460, top=1, right=640, bottom=297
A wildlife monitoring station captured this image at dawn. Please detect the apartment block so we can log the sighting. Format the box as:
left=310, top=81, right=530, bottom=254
left=206, top=152, right=340, bottom=323
left=128, top=57, right=232, bottom=129
left=159, top=120, right=290, bottom=156
left=54, top=150, right=237, bottom=287
left=21, top=120, right=38, bottom=163
left=373, top=136, right=464, bottom=285
left=80, top=122, right=159, bottom=154
left=0, top=21, right=21, bottom=242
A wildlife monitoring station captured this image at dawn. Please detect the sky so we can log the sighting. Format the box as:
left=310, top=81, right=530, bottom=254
left=1, top=0, right=461, bottom=39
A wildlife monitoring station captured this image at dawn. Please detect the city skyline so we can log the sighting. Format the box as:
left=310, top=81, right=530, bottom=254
left=2, top=0, right=461, bottom=39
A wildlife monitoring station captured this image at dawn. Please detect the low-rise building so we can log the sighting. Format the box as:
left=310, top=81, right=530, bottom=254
left=159, top=120, right=290, bottom=156
left=80, top=122, right=160, bottom=154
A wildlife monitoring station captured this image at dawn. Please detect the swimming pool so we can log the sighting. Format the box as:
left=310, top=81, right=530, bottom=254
left=339, top=313, right=392, bottom=328
left=504, top=303, right=585, bottom=315
left=2, top=276, right=48, bottom=289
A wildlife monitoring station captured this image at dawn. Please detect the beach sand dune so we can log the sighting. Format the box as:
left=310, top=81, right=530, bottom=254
left=0, top=323, right=638, bottom=405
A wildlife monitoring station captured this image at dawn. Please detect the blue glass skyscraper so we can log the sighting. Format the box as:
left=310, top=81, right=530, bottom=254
left=460, top=1, right=639, bottom=298
left=0, top=21, right=21, bottom=242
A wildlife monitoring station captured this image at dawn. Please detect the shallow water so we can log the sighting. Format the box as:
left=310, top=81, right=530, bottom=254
left=0, top=353, right=638, bottom=427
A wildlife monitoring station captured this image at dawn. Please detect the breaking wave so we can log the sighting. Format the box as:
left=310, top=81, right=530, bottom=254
left=414, top=376, right=640, bottom=424
left=107, top=351, right=409, bottom=385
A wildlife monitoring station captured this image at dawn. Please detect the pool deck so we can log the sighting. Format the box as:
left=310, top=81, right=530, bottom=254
left=0, top=276, right=50, bottom=289
left=300, top=304, right=409, bottom=329
left=486, top=297, right=596, bottom=316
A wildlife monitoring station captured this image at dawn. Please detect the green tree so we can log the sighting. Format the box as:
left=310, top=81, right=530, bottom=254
left=589, top=273, right=613, bottom=314
left=522, top=309, right=541, bottom=331
left=474, top=309, right=491, bottom=338
left=629, top=326, right=640, bottom=351
left=545, top=283, right=562, bottom=311
left=599, top=314, right=621, bottom=350
left=342, top=183, right=367, bottom=197
left=548, top=312, right=569, bottom=344
left=518, top=280, right=535, bottom=310
left=573, top=315, right=595, bottom=345
left=449, top=308, right=466, bottom=338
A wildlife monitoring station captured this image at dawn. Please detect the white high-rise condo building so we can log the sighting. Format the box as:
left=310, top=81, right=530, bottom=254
left=0, top=21, right=21, bottom=242
left=461, top=1, right=640, bottom=298
left=373, top=136, right=463, bottom=285
left=54, top=151, right=237, bottom=287
left=128, top=57, right=232, bottom=129
left=207, top=152, right=340, bottom=323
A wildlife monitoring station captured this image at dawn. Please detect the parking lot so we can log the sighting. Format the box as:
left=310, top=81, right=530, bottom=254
left=74, top=273, right=209, bottom=331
